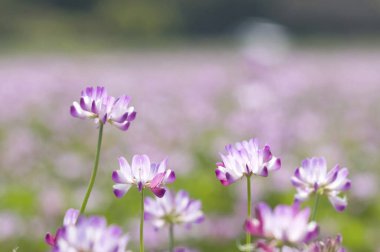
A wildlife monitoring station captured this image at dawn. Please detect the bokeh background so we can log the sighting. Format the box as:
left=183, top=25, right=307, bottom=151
left=1, top=0, right=380, bottom=251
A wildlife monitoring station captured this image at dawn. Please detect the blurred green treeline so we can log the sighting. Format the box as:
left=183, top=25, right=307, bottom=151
left=1, top=0, right=380, bottom=48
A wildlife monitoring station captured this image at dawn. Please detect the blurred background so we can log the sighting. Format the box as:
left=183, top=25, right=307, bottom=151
left=0, top=0, right=380, bottom=251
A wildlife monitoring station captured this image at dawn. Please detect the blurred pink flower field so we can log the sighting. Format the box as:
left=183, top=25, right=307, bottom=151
left=0, top=45, right=379, bottom=251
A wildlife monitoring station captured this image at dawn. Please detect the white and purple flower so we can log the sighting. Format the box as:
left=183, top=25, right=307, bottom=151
left=291, top=157, right=351, bottom=211
left=144, top=190, right=204, bottom=229
left=245, top=203, right=319, bottom=246
left=50, top=214, right=129, bottom=252
left=215, top=138, right=281, bottom=186
left=70, top=86, right=136, bottom=131
left=112, top=154, right=176, bottom=198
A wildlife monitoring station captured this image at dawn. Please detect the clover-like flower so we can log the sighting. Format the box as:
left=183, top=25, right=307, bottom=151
left=245, top=203, right=319, bottom=246
left=144, top=190, right=204, bottom=229
left=215, top=138, right=281, bottom=186
left=70, top=86, right=136, bottom=131
left=291, top=157, right=351, bottom=211
left=108, top=95, right=136, bottom=131
left=50, top=214, right=130, bottom=252
left=45, top=208, right=79, bottom=247
left=112, top=154, right=175, bottom=198
left=307, top=235, right=346, bottom=252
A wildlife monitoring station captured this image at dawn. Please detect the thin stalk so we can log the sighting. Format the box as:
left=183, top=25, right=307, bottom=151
left=140, top=188, right=145, bottom=252
left=169, top=223, right=174, bottom=252
left=80, top=123, right=104, bottom=215
left=246, top=175, right=252, bottom=248
left=311, top=193, right=320, bottom=221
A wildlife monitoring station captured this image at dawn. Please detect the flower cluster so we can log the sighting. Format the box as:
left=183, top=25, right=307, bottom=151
left=112, top=154, right=176, bottom=198
left=144, top=190, right=204, bottom=229
left=291, top=157, right=351, bottom=211
left=215, top=138, right=281, bottom=186
left=44, top=86, right=352, bottom=252
left=70, top=86, right=136, bottom=130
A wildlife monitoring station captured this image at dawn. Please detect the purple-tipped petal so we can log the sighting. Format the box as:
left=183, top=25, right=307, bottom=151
left=113, top=184, right=131, bottom=198
left=151, top=187, right=166, bottom=198
left=127, top=111, right=136, bottom=121
left=165, top=170, right=176, bottom=184
left=245, top=219, right=262, bottom=236
left=70, top=105, right=80, bottom=118
left=262, top=145, right=273, bottom=163
left=328, top=195, right=347, bottom=212
left=45, top=233, right=56, bottom=246
left=304, top=222, right=319, bottom=242
left=112, top=170, right=126, bottom=184
left=80, top=97, right=87, bottom=110
left=260, top=167, right=268, bottom=177
left=119, top=121, right=130, bottom=131
left=271, top=158, right=281, bottom=171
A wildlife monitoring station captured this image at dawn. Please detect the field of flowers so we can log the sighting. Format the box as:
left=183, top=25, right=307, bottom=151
left=0, top=45, right=379, bottom=251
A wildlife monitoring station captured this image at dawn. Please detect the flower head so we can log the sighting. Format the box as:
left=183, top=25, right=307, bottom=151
left=215, top=138, right=281, bottom=186
left=291, top=157, right=351, bottom=211
left=112, top=154, right=175, bottom=198
left=245, top=203, right=319, bottom=245
left=45, top=208, right=79, bottom=247
left=50, top=214, right=129, bottom=252
left=70, top=86, right=136, bottom=130
left=307, top=235, right=346, bottom=252
left=144, top=190, right=204, bottom=229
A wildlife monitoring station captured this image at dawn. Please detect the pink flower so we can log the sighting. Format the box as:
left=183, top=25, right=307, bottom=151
left=144, top=190, right=204, bottom=229
left=112, top=154, right=175, bottom=198
left=245, top=203, right=318, bottom=245
left=51, top=215, right=129, bottom=252
left=215, top=138, right=281, bottom=186
left=291, top=157, right=351, bottom=211
left=70, top=86, right=136, bottom=131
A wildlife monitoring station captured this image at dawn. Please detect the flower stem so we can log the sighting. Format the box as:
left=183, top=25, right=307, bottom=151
left=246, top=175, right=252, bottom=248
left=169, top=223, right=174, bottom=252
left=140, top=188, right=145, bottom=252
left=80, top=123, right=104, bottom=215
left=311, top=193, right=320, bottom=221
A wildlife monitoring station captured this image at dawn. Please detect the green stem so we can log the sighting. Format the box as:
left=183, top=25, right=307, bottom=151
left=80, top=123, right=104, bottom=215
left=311, top=193, right=320, bottom=221
left=246, top=175, right=252, bottom=248
left=169, top=223, right=174, bottom=252
left=140, top=188, right=145, bottom=252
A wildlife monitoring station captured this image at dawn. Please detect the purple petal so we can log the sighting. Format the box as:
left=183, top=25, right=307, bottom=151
left=112, top=170, right=125, bottom=183
left=127, top=111, right=136, bottom=121
left=165, top=170, right=176, bottom=184
left=80, top=97, right=87, bottom=110
left=304, top=223, right=319, bottom=242
left=260, top=166, right=268, bottom=177
left=150, top=173, right=165, bottom=188
left=119, top=121, right=130, bottom=131
left=151, top=187, right=166, bottom=198
left=45, top=233, right=56, bottom=246
left=91, top=100, right=98, bottom=114
left=262, top=145, right=273, bottom=163
left=70, top=104, right=82, bottom=118
left=328, top=195, right=347, bottom=212
left=271, top=158, right=281, bottom=170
